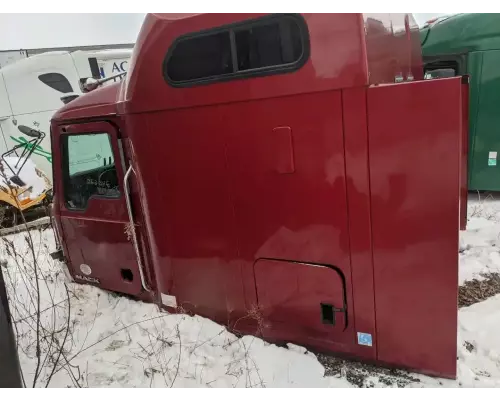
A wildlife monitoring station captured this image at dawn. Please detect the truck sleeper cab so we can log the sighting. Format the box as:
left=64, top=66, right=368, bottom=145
left=421, top=13, right=500, bottom=191
left=50, top=13, right=467, bottom=379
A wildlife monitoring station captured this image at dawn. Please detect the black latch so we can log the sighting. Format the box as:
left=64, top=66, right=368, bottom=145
left=320, top=302, right=347, bottom=327
left=50, top=249, right=65, bottom=262
left=321, top=303, right=335, bottom=325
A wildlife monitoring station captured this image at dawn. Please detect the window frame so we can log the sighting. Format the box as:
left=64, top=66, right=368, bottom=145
left=38, top=72, right=74, bottom=93
left=423, top=54, right=467, bottom=77
left=163, top=13, right=310, bottom=88
left=60, top=131, right=121, bottom=212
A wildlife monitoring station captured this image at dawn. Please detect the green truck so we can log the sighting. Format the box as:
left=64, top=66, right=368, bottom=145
left=421, top=13, right=500, bottom=191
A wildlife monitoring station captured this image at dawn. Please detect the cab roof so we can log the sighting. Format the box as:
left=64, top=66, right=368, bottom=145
left=421, top=13, right=500, bottom=55
left=53, top=13, right=422, bottom=121
left=51, top=81, right=121, bottom=122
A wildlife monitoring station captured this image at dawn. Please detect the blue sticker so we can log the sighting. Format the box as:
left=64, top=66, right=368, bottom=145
left=357, top=332, right=373, bottom=347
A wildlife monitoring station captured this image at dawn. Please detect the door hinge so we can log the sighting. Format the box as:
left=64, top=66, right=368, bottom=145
left=50, top=249, right=65, bottom=262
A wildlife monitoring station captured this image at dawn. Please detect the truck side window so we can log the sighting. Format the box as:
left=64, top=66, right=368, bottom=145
left=38, top=73, right=73, bottom=93
left=167, top=32, right=233, bottom=82
left=423, top=60, right=459, bottom=80
left=164, top=14, right=308, bottom=86
left=424, top=68, right=456, bottom=79
left=62, top=133, right=120, bottom=210
left=235, top=17, right=303, bottom=71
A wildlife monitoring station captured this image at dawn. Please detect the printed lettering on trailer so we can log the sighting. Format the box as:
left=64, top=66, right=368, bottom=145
left=99, top=60, right=129, bottom=80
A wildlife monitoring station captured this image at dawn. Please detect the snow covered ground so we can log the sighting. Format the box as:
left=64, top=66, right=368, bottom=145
left=1, top=194, right=500, bottom=388
left=460, top=194, right=500, bottom=284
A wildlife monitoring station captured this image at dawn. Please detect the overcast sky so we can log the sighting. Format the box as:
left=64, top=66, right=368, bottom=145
left=0, top=14, right=146, bottom=49
left=0, top=13, right=448, bottom=50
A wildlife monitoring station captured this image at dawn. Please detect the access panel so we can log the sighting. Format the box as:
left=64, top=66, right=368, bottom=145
left=367, top=77, right=463, bottom=378
left=254, top=259, right=347, bottom=345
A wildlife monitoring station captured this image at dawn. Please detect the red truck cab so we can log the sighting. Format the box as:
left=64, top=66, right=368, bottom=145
left=50, top=13, right=467, bottom=379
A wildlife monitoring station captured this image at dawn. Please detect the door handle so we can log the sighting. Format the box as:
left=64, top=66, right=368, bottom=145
left=124, top=165, right=152, bottom=293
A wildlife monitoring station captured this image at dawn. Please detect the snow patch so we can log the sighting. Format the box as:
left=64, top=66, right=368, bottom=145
left=1, top=156, right=47, bottom=199
left=459, top=196, right=500, bottom=284
left=1, top=195, right=500, bottom=387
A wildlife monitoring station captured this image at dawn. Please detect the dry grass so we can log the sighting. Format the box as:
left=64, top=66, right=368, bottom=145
left=458, top=273, right=500, bottom=308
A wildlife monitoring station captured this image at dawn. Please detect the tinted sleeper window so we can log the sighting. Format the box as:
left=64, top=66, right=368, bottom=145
left=38, top=73, right=73, bottom=93
left=167, top=31, right=233, bottom=82
left=164, top=14, right=307, bottom=85
left=235, top=23, right=282, bottom=70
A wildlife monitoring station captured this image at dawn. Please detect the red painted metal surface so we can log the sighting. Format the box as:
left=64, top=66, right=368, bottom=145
left=117, top=13, right=423, bottom=116
left=342, top=87, right=377, bottom=361
left=460, top=77, right=470, bottom=231
left=254, top=260, right=347, bottom=342
left=367, top=78, right=462, bottom=378
left=51, top=121, right=155, bottom=300
left=363, top=13, right=423, bottom=84
left=50, top=13, right=465, bottom=379
left=54, top=83, right=120, bottom=121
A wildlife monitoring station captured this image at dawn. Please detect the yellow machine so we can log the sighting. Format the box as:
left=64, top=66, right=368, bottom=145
left=0, top=173, right=52, bottom=227
left=0, top=125, right=52, bottom=227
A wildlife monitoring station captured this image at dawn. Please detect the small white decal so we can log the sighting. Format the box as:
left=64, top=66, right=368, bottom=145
left=488, top=152, right=497, bottom=166
left=80, top=264, right=92, bottom=275
left=357, top=332, right=373, bottom=347
left=161, top=293, right=177, bottom=308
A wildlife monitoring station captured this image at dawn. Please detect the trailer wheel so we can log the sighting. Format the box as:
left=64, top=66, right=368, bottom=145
left=0, top=204, right=20, bottom=228
left=0, top=206, right=5, bottom=228
left=11, top=210, right=18, bottom=227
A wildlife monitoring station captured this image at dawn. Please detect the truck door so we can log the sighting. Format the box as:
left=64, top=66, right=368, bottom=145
left=54, top=121, right=152, bottom=297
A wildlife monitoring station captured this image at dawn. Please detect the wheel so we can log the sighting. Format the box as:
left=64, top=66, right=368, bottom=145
left=11, top=209, right=17, bottom=227
left=0, top=206, right=21, bottom=228
left=0, top=206, right=6, bottom=228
